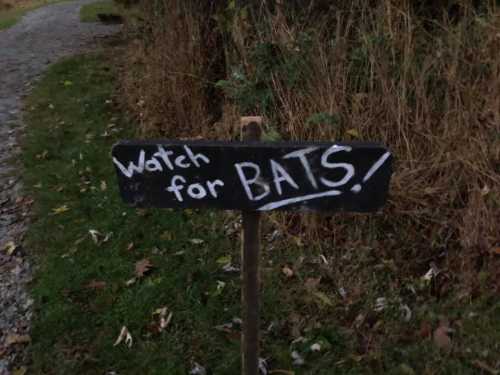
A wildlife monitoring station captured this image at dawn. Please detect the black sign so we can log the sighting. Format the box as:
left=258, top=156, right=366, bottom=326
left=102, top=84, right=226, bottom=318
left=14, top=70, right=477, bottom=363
left=112, top=140, right=393, bottom=212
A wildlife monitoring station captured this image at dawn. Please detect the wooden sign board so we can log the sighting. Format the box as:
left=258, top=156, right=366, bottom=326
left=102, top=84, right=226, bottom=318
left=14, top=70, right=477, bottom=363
left=112, top=140, right=392, bottom=212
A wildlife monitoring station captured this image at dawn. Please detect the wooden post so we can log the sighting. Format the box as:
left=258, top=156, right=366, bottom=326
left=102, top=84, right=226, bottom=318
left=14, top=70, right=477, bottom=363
left=241, top=117, right=262, bottom=375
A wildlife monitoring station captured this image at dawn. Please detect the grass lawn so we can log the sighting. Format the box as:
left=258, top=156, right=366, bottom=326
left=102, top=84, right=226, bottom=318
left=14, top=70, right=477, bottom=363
left=21, top=53, right=500, bottom=374
left=0, top=0, right=65, bottom=30
left=80, top=0, right=120, bottom=23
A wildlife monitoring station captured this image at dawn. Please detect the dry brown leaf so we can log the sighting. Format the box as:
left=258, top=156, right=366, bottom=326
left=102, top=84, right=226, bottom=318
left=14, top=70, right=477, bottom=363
left=125, top=277, right=136, bottom=287
left=86, top=280, right=107, bottom=290
left=135, top=258, right=153, bottom=278
left=3, top=241, right=17, bottom=256
left=433, top=326, right=452, bottom=351
left=6, top=334, right=31, bottom=346
left=113, top=326, right=133, bottom=348
left=151, top=306, right=173, bottom=333
left=282, top=265, right=294, bottom=278
left=52, top=205, right=69, bottom=215
left=314, top=291, right=334, bottom=306
left=12, top=367, right=27, bottom=375
left=304, top=277, right=321, bottom=292
left=419, top=321, right=432, bottom=339
left=492, top=247, right=500, bottom=255
left=472, top=360, right=499, bottom=375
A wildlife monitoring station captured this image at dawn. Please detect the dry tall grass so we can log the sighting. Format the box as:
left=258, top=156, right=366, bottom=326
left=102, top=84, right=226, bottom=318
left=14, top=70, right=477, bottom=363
left=121, top=0, right=499, bottom=284
left=121, top=1, right=214, bottom=138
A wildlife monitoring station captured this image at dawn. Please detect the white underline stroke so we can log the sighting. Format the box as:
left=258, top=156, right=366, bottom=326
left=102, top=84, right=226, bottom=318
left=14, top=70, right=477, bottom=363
left=257, top=190, right=341, bottom=211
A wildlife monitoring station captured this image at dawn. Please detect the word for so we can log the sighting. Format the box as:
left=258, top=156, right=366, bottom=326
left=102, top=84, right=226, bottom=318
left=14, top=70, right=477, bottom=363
left=113, top=145, right=226, bottom=202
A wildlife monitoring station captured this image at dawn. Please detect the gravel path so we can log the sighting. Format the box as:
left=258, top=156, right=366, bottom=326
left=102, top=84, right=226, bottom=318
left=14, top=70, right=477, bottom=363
left=0, top=2, right=119, bottom=373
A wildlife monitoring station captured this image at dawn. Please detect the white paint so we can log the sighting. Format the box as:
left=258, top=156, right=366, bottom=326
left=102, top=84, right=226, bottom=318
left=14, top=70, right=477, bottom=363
left=258, top=189, right=342, bottom=211
left=351, top=184, right=362, bottom=193
left=113, top=151, right=145, bottom=178
left=206, top=179, right=224, bottom=198
left=183, top=146, right=210, bottom=167
left=320, top=164, right=354, bottom=188
left=153, top=146, right=175, bottom=170
left=283, top=147, right=319, bottom=189
left=166, top=175, right=186, bottom=202
left=270, top=159, right=299, bottom=195
left=175, top=155, right=190, bottom=168
left=363, top=152, right=391, bottom=182
left=145, top=158, right=162, bottom=172
left=234, top=162, right=270, bottom=201
left=320, top=145, right=355, bottom=188
left=187, top=183, right=207, bottom=199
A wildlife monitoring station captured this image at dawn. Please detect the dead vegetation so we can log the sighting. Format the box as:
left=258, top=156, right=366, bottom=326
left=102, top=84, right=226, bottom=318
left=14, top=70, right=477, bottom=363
left=120, top=0, right=499, bottom=289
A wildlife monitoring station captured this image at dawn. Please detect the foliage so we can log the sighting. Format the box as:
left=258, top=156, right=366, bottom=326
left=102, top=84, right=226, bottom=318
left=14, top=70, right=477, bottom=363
left=22, top=35, right=500, bottom=375
left=114, top=1, right=500, bottom=370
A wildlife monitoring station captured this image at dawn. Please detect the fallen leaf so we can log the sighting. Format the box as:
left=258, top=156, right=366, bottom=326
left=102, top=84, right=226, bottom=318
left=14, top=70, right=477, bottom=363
left=400, top=304, right=412, bottom=322
left=259, top=358, right=268, bottom=375
left=222, top=263, right=239, bottom=273
left=492, top=247, right=500, bottom=255
left=36, top=150, right=49, bottom=159
left=152, top=306, right=173, bottom=332
left=12, top=367, right=27, bottom=375
left=216, top=255, right=232, bottom=265
left=282, top=265, right=294, bottom=278
left=314, top=292, right=334, bottom=306
left=346, top=128, right=360, bottom=138
left=216, top=280, right=226, bottom=294
left=374, top=297, right=387, bottom=312
left=419, top=321, right=433, bottom=339
left=3, top=241, right=17, bottom=256
left=89, top=229, right=102, bottom=244
left=6, top=334, right=31, bottom=346
left=304, top=277, right=321, bottom=292
left=338, top=287, right=347, bottom=299
left=472, top=360, right=499, bottom=375
left=52, top=205, right=69, bottom=215
left=102, top=232, right=113, bottom=243
left=160, top=231, right=173, bottom=241
left=135, top=258, right=153, bottom=278
left=100, top=180, right=107, bottom=191
left=291, top=350, right=305, bottom=366
left=127, top=242, right=135, bottom=251
left=125, top=277, right=136, bottom=287
left=433, top=325, right=452, bottom=351
left=190, top=239, right=204, bottom=245
left=190, top=362, right=206, bottom=375
left=86, top=280, right=107, bottom=290
left=114, top=326, right=133, bottom=348
left=310, top=343, right=321, bottom=352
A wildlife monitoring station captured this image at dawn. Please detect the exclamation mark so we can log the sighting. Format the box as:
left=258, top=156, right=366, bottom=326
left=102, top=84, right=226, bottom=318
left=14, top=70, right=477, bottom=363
left=351, top=152, right=391, bottom=193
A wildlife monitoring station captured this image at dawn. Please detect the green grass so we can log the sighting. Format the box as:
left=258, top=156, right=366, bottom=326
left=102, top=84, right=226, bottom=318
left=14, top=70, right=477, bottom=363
left=0, top=0, right=65, bottom=30
left=80, top=0, right=120, bottom=23
left=22, top=53, right=500, bottom=374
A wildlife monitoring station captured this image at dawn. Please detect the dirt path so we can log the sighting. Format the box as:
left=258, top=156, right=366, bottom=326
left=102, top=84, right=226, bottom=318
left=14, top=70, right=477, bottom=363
left=0, top=2, right=119, bottom=372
